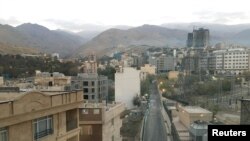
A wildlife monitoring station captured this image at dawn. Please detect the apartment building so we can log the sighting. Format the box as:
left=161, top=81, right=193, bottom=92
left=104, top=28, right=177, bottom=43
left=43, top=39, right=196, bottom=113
left=71, top=73, right=108, bottom=102
left=81, top=54, right=98, bottom=74
left=78, top=102, right=125, bottom=141
left=115, top=67, right=141, bottom=109
left=149, top=54, right=175, bottom=73
left=209, top=48, right=250, bottom=75
left=0, top=90, right=83, bottom=141
left=34, top=71, right=71, bottom=91
left=187, top=28, right=210, bottom=48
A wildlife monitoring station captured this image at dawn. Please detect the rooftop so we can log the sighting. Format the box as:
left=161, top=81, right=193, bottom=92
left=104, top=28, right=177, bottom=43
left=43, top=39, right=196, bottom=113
left=79, top=101, right=124, bottom=110
left=182, top=106, right=212, bottom=114
left=0, top=90, right=80, bottom=103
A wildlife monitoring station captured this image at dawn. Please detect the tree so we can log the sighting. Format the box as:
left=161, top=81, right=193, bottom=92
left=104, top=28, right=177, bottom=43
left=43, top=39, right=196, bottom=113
left=97, top=66, right=116, bottom=80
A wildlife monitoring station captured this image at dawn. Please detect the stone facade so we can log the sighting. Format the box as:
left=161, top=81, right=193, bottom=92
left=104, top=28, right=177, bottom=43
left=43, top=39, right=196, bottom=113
left=0, top=90, right=83, bottom=141
left=79, top=102, right=125, bottom=141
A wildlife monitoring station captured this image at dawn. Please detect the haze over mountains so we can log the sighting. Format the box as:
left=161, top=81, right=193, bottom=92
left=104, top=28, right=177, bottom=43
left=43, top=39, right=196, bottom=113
left=2, top=22, right=250, bottom=58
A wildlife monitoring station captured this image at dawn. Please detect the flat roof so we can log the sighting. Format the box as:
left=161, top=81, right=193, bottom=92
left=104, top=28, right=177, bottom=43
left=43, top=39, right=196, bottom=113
left=79, top=102, right=123, bottom=109
left=183, top=106, right=212, bottom=114
left=0, top=90, right=81, bottom=103
left=0, top=92, right=24, bottom=102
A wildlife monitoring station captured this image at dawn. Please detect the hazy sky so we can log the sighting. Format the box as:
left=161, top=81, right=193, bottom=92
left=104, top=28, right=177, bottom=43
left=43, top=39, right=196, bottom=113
left=0, top=0, right=250, bottom=31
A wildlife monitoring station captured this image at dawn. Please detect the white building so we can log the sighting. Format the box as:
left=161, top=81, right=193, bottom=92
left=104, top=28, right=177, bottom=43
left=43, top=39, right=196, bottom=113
left=115, top=67, right=141, bottom=109
left=52, top=53, right=59, bottom=59
left=209, top=48, right=250, bottom=75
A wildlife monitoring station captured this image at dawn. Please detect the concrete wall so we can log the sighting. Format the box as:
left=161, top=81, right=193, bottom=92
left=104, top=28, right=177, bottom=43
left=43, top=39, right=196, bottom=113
left=140, top=64, right=156, bottom=75
left=168, top=71, right=179, bottom=80
left=178, top=106, right=212, bottom=128
left=0, top=77, right=3, bottom=86
left=115, top=67, right=141, bottom=109
left=0, top=91, right=83, bottom=141
left=102, top=115, right=122, bottom=141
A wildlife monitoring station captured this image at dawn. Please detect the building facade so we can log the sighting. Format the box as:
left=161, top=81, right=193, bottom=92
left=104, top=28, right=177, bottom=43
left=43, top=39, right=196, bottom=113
left=209, top=48, right=250, bottom=75
left=71, top=73, right=108, bottom=102
left=79, top=102, right=125, bottom=141
left=115, top=67, right=141, bottom=109
left=149, top=54, right=175, bottom=73
left=140, top=64, right=156, bottom=75
left=81, top=54, right=98, bottom=74
left=187, top=28, right=210, bottom=48
left=177, top=105, right=212, bottom=128
left=0, top=90, right=83, bottom=141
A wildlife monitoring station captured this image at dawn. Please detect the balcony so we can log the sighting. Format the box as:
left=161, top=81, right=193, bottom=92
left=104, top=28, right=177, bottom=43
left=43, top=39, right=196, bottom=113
left=34, top=129, right=53, bottom=140
left=66, top=120, right=78, bottom=132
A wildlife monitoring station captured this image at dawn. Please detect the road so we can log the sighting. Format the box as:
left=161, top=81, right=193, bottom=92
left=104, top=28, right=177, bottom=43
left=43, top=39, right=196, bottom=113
left=143, top=83, right=168, bottom=141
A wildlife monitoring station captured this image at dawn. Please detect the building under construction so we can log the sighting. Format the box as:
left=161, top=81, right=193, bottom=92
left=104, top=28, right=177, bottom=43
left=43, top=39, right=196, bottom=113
left=186, top=27, right=210, bottom=48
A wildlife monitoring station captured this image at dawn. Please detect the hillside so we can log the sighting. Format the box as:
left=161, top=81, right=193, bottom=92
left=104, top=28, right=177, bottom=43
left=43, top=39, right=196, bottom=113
left=0, top=42, right=40, bottom=55
left=76, top=25, right=188, bottom=57
left=0, top=23, right=86, bottom=57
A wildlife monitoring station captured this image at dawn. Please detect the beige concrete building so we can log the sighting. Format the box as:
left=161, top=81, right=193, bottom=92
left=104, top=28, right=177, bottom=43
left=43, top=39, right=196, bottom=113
left=177, top=105, right=212, bottom=128
left=0, top=77, right=3, bottom=86
left=34, top=72, right=71, bottom=91
left=168, top=71, right=179, bottom=80
left=140, top=64, right=156, bottom=75
left=0, top=90, right=83, bottom=141
left=79, top=102, right=125, bottom=141
left=81, top=54, right=98, bottom=74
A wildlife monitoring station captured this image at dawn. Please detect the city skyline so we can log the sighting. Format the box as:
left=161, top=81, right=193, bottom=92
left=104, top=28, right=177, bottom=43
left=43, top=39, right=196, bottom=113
left=1, top=0, right=250, bottom=32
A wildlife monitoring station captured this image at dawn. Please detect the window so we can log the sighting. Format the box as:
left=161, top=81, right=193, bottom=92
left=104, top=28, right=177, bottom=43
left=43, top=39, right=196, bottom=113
left=33, top=116, right=53, bottom=140
left=83, top=81, right=88, bottom=86
left=92, top=95, right=95, bottom=99
left=0, top=128, right=8, bottom=141
left=92, top=88, right=95, bottom=93
left=66, top=110, right=78, bottom=132
left=93, top=109, right=100, bottom=114
left=82, top=109, right=89, bottom=114
left=84, top=88, right=88, bottom=93
left=83, top=95, right=89, bottom=99
left=91, top=81, right=95, bottom=86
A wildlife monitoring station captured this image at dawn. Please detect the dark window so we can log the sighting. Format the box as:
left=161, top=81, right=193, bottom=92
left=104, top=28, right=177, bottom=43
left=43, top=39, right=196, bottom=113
left=84, top=95, right=89, bottom=99
left=48, top=81, right=53, bottom=86
left=66, top=110, right=77, bottom=132
left=84, top=88, right=88, bottom=93
left=92, top=88, right=95, bottom=93
left=91, top=81, right=95, bottom=86
left=92, top=95, right=95, bottom=99
left=83, top=81, right=88, bottom=86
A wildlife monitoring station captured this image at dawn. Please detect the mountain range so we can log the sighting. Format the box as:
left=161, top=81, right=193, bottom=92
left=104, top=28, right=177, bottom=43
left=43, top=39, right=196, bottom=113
left=0, top=23, right=86, bottom=57
left=2, top=22, right=250, bottom=58
left=75, top=24, right=188, bottom=56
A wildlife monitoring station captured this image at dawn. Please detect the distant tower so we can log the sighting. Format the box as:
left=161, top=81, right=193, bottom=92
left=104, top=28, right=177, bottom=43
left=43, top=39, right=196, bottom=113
left=186, top=33, right=193, bottom=47
left=82, top=54, right=98, bottom=74
left=186, top=27, right=210, bottom=48
left=192, top=27, right=210, bottom=48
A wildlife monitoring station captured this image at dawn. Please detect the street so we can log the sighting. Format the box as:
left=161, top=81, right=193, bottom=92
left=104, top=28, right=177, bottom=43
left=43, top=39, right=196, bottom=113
left=143, top=83, right=168, bottom=141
